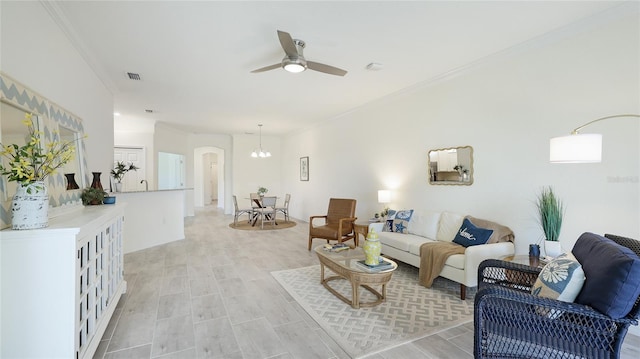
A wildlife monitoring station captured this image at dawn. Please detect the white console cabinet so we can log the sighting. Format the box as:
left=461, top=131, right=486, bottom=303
left=0, top=204, right=127, bottom=359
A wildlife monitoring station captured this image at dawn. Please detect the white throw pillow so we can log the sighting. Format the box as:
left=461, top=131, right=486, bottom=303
left=407, top=211, right=441, bottom=239
left=531, top=252, right=585, bottom=318
left=436, top=212, right=465, bottom=242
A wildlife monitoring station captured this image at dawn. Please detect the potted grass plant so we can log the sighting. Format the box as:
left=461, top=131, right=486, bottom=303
left=536, top=186, right=565, bottom=257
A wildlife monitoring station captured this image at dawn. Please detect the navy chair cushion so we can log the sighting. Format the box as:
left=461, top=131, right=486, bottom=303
left=572, top=232, right=640, bottom=319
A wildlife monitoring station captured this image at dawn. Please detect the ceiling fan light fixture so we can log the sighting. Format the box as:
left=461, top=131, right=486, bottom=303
left=282, top=57, right=307, bottom=73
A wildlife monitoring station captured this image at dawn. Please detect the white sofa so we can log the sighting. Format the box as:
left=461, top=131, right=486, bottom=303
left=368, top=211, right=515, bottom=299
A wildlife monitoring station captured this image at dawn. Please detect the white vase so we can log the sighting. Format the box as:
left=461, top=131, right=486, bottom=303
left=11, top=181, right=49, bottom=230
left=544, top=240, right=563, bottom=258
left=115, top=182, right=123, bottom=192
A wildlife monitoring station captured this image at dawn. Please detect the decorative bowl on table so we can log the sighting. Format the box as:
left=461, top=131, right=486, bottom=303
left=103, top=196, right=116, bottom=204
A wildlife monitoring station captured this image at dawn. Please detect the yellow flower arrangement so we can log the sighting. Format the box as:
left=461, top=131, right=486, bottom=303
left=0, top=113, right=78, bottom=185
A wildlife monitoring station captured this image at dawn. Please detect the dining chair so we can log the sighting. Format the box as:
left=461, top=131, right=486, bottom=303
left=232, top=195, right=254, bottom=226
left=249, top=192, right=261, bottom=208
left=276, top=193, right=291, bottom=222
left=256, top=196, right=277, bottom=229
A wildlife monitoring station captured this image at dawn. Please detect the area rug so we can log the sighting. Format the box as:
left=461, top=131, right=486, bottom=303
left=228, top=220, right=296, bottom=230
left=271, top=264, right=474, bottom=358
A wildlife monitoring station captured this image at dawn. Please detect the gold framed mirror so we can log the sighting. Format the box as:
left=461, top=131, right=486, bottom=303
left=428, top=146, right=474, bottom=185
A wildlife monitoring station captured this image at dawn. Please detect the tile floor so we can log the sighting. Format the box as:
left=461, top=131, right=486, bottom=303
left=94, top=205, right=640, bottom=359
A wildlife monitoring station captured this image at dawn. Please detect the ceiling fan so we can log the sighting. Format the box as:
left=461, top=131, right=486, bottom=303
left=251, top=30, right=347, bottom=77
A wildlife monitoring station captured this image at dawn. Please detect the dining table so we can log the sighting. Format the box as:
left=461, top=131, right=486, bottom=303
left=248, top=196, right=279, bottom=227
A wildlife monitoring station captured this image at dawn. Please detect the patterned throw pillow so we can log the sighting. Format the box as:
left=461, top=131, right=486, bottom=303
left=531, top=252, right=585, bottom=302
left=452, top=218, right=494, bottom=247
left=392, top=209, right=414, bottom=234
left=382, top=209, right=397, bottom=232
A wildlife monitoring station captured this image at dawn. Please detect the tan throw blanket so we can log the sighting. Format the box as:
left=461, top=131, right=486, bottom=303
left=466, top=216, right=515, bottom=243
left=418, top=241, right=466, bottom=287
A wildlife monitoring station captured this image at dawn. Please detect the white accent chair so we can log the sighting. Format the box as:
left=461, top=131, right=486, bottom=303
left=232, top=195, right=254, bottom=226
left=276, top=193, right=291, bottom=222
left=256, top=196, right=277, bottom=229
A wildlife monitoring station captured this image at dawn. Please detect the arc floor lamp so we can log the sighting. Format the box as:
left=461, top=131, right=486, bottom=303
left=549, top=114, right=640, bottom=163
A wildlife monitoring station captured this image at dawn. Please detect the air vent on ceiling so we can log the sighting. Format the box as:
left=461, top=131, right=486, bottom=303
left=145, top=109, right=153, bottom=113
left=127, top=72, right=141, bottom=80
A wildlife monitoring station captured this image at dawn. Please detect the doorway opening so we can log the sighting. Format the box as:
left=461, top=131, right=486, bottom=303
left=194, top=147, right=225, bottom=211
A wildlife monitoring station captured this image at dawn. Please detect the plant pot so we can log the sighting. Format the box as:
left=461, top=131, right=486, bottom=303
left=544, top=240, right=563, bottom=258
left=12, top=181, right=49, bottom=230
left=114, top=182, right=123, bottom=192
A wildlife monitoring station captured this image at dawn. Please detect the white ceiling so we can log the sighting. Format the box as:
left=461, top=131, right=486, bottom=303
left=52, top=1, right=622, bottom=136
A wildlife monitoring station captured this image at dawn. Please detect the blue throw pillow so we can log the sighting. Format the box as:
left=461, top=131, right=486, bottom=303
left=452, top=218, right=494, bottom=247
left=392, top=209, right=413, bottom=234
left=572, top=232, right=640, bottom=319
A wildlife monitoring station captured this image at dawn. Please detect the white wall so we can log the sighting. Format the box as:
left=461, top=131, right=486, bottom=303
left=282, top=6, right=639, bottom=255
left=232, top=133, right=282, bottom=203
left=1, top=1, right=114, bottom=176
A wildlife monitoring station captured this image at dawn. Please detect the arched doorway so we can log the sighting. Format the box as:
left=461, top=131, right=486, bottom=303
left=194, top=146, right=225, bottom=210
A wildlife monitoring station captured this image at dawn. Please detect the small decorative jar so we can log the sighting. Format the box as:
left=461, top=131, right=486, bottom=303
left=363, top=228, right=382, bottom=265
left=529, top=244, right=540, bottom=258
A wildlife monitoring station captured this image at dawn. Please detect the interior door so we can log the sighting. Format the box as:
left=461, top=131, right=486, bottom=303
left=113, top=147, right=145, bottom=192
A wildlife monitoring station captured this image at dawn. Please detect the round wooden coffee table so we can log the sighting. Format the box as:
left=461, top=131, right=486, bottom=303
left=314, top=246, right=397, bottom=308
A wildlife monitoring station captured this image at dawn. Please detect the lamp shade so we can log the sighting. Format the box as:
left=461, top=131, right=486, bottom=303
left=550, top=133, right=602, bottom=163
left=378, top=190, right=391, bottom=204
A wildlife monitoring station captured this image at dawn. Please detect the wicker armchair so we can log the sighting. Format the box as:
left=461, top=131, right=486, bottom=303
left=474, top=234, right=640, bottom=359
left=308, top=198, right=357, bottom=250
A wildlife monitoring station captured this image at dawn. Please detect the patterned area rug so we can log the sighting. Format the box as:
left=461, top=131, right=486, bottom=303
left=272, top=264, right=474, bottom=358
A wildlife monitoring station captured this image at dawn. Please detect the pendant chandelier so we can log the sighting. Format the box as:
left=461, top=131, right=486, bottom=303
left=251, top=124, right=271, bottom=158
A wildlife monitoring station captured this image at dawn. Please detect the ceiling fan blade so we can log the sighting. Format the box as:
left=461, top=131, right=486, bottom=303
left=277, top=30, right=299, bottom=57
left=250, top=63, right=281, bottom=73
left=307, top=61, right=347, bottom=76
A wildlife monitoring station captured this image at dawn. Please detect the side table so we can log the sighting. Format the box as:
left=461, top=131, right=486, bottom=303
left=353, top=221, right=385, bottom=247
left=501, top=255, right=548, bottom=288
left=502, top=255, right=547, bottom=269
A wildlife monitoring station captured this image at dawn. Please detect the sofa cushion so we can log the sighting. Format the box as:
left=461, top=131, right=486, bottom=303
left=406, top=236, right=435, bottom=256
left=531, top=252, right=585, bottom=302
left=407, top=211, right=441, bottom=239
left=378, top=231, right=412, bottom=252
left=392, top=209, right=414, bottom=233
left=572, top=232, right=640, bottom=319
left=452, top=218, right=494, bottom=247
left=436, top=212, right=465, bottom=242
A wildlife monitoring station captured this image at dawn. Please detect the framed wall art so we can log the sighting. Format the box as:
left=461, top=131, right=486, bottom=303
left=300, top=156, right=309, bottom=181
